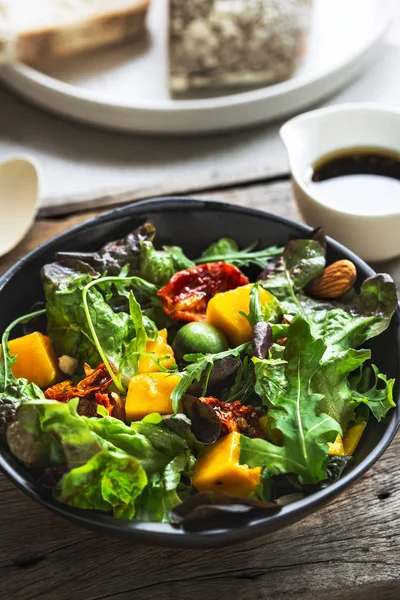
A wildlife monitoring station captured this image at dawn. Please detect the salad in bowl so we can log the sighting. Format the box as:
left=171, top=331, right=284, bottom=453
left=0, top=218, right=397, bottom=527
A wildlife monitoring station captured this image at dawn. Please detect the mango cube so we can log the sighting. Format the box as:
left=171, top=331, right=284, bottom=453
left=0, top=331, right=59, bottom=389
left=125, top=372, right=181, bottom=421
left=2, top=331, right=58, bottom=389
left=328, top=435, right=346, bottom=456
left=343, top=422, right=367, bottom=456
left=206, top=284, right=277, bottom=346
left=192, top=431, right=262, bottom=498
left=138, top=329, right=175, bottom=374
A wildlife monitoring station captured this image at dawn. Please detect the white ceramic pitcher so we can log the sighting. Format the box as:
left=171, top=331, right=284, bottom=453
left=280, top=103, right=400, bottom=262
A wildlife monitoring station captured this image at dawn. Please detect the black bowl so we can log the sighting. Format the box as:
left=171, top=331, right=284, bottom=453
left=0, top=197, right=399, bottom=548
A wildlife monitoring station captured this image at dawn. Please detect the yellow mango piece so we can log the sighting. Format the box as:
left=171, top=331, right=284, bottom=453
left=138, top=329, right=175, bottom=374
left=192, top=431, right=262, bottom=498
left=328, top=435, right=346, bottom=456
left=206, top=284, right=276, bottom=346
left=125, top=372, right=181, bottom=421
left=343, top=422, right=367, bottom=456
left=2, top=332, right=58, bottom=389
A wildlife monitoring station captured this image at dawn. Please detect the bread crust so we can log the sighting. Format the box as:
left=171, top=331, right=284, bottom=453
left=15, top=0, right=150, bottom=64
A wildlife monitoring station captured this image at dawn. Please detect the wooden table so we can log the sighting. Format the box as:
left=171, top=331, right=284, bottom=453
left=1, top=172, right=400, bottom=600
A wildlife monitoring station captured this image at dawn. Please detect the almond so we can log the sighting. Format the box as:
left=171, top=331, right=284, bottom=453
left=308, top=260, right=357, bottom=299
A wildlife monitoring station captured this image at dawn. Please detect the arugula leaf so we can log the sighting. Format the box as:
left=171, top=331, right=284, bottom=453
left=259, top=238, right=397, bottom=432
left=306, top=275, right=397, bottom=428
left=313, top=349, right=395, bottom=432
left=140, top=241, right=194, bottom=286
left=240, top=283, right=264, bottom=327
left=43, top=262, right=158, bottom=391
left=171, top=344, right=250, bottom=413
left=259, top=239, right=326, bottom=313
left=118, top=292, right=148, bottom=377
left=59, top=450, right=147, bottom=519
left=196, top=237, right=283, bottom=269
left=313, top=348, right=371, bottom=430
left=349, top=364, right=395, bottom=422
left=41, top=260, right=102, bottom=366
left=221, top=356, right=256, bottom=403
left=240, top=284, right=282, bottom=330
left=241, top=315, right=341, bottom=484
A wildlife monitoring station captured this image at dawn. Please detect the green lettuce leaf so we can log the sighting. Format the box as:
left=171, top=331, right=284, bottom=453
left=139, top=241, right=194, bottom=286
left=308, top=275, right=397, bottom=428
left=41, top=260, right=101, bottom=366
left=41, top=262, right=158, bottom=387
left=7, top=398, right=196, bottom=521
left=6, top=400, right=103, bottom=469
left=260, top=238, right=397, bottom=432
left=309, top=275, right=397, bottom=358
left=87, top=415, right=196, bottom=522
left=135, top=452, right=191, bottom=522
left=241, top=315, right=341, bottom=484
left=130, top=419, right=191, bottom=458
left=199, top=237, right=239, bottom=260
left=59, top=450, right=147, bottom=519
left=84, top=416, right=173, bottom=476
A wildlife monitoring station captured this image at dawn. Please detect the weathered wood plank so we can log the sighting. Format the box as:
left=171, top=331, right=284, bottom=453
left=1, top=435, right=399, bottom=600
left=39, top=164, right=289, bottom=218
left=1, top=179, right=399, bottom=600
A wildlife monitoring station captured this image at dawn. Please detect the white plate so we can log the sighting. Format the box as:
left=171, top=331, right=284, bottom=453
left=0, top=0, right=396, bottom=135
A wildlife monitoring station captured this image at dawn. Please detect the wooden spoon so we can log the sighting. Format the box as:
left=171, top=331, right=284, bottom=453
left=0, top=156, right=41, bottom=257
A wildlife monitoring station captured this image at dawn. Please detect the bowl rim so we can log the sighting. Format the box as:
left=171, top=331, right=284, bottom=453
left=1, top=196, right=399, bottom=548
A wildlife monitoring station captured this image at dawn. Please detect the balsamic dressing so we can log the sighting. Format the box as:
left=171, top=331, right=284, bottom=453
left=305, top=147, right=400, bottom=215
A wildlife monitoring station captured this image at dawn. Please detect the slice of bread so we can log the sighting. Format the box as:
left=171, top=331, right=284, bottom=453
left=0, top=0, right=150, bottom=65
left=169, top=0, right=312, bottom=95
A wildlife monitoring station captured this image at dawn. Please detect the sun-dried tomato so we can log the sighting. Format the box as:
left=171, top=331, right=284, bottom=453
left=200, top=397, right=265, bottom=439
left=97, top=391, right=126, bottom=422
left=45, top=363, right=112, bottom=402
left=158, top=262, right=249, bottom=322
left=44, top=364, right=125, bottom=419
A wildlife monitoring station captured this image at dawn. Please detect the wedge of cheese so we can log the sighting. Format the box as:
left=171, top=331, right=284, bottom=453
left=0, top=0, right=150, bottom=64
